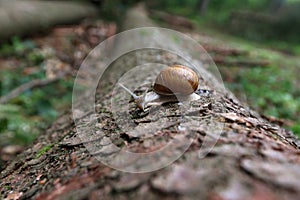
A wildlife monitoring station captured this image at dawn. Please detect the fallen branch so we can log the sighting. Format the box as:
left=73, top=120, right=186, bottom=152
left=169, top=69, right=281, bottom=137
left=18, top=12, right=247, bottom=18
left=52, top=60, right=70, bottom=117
left=0, top=72, right=69, bottom=104
left=213, top=56, right=270, bottom=67
left=150, top=10, right=194, bottom=30
left=202, top=45, right=249, bottom=56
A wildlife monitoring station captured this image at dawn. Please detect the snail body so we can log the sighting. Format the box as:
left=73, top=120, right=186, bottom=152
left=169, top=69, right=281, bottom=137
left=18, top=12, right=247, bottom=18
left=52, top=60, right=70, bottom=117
left=119, top=65, right=201, bottom=111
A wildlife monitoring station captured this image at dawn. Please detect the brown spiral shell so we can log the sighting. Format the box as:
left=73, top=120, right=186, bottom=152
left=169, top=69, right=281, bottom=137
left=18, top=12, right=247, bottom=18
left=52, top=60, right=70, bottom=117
left=153, top=65, right=199, bottom=96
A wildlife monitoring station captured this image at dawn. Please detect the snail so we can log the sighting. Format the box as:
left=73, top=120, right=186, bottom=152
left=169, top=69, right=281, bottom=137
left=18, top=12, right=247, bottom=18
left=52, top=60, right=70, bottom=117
left=119, top=65, right=203, bottom=111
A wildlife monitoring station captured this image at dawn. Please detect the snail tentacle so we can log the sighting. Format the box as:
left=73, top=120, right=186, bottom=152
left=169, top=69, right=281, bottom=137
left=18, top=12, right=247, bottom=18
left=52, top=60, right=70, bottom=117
left=118, top=83, right=139, bottom=100
left=118, top=83, right=150, bottom=111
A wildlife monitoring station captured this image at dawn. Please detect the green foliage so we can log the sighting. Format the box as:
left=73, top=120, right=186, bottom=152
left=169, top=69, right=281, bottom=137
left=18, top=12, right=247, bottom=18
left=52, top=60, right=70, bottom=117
left=227, top=65, right=300, bottom=135
left=205, top=28, right=300, bottom=136
left=0, top=36, right=36, bottom=56
left=0, top=74, right=73, bottom=146
left=0, top=36, right=45, bottom=65
left=0, top=38, right=73, bottom=146
left=272, top=3, right=300, bottom=43
left=1, top=68, right=44, bottom=96
left=291, top=124, right=300, bottom=135
left=148, top=0, right=269, bottom=21
left=147, top=0, right=198, bottom=17
left=209, top=0, right=268, bottom=11
left=243, top=68, right=291, bottom=115
left=0, top=104, right=39, bottom=145
left=99, top=0, right=142, bottom=21
left=149, top=0, right=300, bottom=54
left=199, top=0, right=269, bottom=29
left=36, top=143, right=54, bottom=158
left=209, top=1, right=300, bottom=47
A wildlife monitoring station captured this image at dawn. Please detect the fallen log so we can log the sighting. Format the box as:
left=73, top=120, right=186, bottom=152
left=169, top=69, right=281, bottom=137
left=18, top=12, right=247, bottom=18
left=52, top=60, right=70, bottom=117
left=202, top=44, right=249, bottom=56
left=0, top=0, right=98, bottom=41
left=1, top=4, right=300, bottom=200
left=150, top=10, right=195, bottom=30
left=213, top=56, right=270, bottom=67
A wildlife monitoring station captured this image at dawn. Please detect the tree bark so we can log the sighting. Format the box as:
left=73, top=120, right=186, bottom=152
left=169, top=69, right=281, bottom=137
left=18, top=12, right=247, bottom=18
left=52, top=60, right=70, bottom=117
left=1, top=4, right=300, bottom=200
left=0, top=0, right=98, bottom=41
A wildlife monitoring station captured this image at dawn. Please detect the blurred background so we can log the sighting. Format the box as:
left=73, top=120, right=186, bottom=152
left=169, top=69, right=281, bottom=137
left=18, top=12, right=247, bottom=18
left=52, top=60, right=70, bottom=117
left=0, top=0, right=299, bottom=168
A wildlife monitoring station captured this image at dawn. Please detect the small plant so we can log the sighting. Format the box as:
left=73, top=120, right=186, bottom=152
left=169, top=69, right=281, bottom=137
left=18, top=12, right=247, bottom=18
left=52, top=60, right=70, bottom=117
left=36, top=143, right=54, bottom=158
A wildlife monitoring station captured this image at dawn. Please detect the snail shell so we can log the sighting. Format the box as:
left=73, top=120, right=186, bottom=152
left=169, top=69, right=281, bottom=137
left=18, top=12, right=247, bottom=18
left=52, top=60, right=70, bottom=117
left=154, top=65, right=199, bottom=95
left=119, top=65, right=200, bottom=111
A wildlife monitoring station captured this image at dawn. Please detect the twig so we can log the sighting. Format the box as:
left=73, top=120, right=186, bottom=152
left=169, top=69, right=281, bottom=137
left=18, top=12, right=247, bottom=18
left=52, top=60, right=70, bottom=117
left=0, top=73, right=68, bottom=104
left=202, top=45, right=249, bottom=56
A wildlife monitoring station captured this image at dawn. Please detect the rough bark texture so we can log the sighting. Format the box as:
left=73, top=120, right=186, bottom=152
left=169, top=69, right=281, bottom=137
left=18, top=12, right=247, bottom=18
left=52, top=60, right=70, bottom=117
left=0, top=0, right=98, bottom=41
left=1, top=5, right=300, bottom=200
